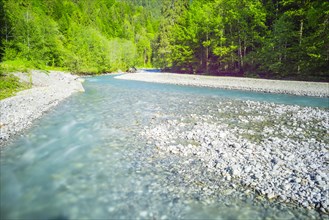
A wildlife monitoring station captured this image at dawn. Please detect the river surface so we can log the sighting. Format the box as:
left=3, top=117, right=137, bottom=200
left=1, top=75, right=328, bottom=219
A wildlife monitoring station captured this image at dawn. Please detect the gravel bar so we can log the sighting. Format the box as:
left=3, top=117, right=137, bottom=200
left=116, top=72, right=329, bottom=97
left=142, top=99, right=329, bottom=214
left=0, top=71, right=84, bottom=146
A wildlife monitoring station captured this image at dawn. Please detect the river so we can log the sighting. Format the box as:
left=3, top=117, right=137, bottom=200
left=1, top=75, right=328, bottom=219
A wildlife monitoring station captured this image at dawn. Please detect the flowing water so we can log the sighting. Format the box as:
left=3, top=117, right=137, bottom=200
left=1, top=75, right=328, bottom=219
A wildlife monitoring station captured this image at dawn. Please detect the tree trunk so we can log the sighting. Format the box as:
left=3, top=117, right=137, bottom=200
left=5, top=20, right=8, bottom=42
left=238, top=35, right=243, bottom=70
left=200, top=46, right=203, bottom=67
left=244, top=46, right=247, bottom=58
left=280, top=40, right=288, bottom=61
left=229, top=25, right=234, bottom=70
left=25, top=10, right=30, bottom=53
left=297, top=19, right=303, bottom=74
left=205, top=32, right=209, bottom=73
left=275, top=0, right=279, bottom=19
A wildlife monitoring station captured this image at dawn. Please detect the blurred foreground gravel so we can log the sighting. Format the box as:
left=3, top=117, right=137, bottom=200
left=0, top=71, right=84, bottom=146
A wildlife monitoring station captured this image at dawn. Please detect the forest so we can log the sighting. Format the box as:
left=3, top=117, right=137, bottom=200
left=0, top=0, right=328, bottom=80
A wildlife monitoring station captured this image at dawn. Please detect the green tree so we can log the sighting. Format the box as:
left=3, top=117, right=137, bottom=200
left=153, top=0, right=189, bottom=69
left=1, top=0, right=161, bottom=73
left=258, top=0, right=329, bottom=80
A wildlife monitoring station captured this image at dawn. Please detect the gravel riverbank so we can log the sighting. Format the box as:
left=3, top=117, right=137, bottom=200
left=118, top=71, right=329, bottom=214
left=0, top=71, right=84, bottom=146
left=116, top=72, right=329, bottom=97
left=141, top=97, right=329, bottom=214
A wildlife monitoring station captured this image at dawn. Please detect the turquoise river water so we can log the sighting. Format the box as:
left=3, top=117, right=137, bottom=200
left=1, top=75, right=328, bottom=219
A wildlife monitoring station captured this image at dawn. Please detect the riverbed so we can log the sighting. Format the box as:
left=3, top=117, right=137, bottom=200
left=1, top=75, right=328, bottom=219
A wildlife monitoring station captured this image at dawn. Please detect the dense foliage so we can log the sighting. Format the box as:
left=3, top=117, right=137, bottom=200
left=154, top=0, right=329, bottom=80
left=0, top=0, right=160, bottom=74
left=1, top=0, right=328, bottom=80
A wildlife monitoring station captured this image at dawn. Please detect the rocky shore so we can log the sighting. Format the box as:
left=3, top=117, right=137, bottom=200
left=0, top=71, right=84, bottom=146
left=141, top=99, right=329, bottom=214
left=116, top=72, right=329, bottom=97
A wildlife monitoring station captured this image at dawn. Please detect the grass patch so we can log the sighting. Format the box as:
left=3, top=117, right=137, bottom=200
left=0, top=59, right=35, bottom=74
left=0, top=73, right=31, bottom=100
left=0, top=58, right=118, bottom=76
left=0, top=59, right=33, bottom=100
left=0, top=59, right=70, bottom=73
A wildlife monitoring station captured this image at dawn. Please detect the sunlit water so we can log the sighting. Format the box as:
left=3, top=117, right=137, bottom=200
left=1, top=75, right=328, bottom=219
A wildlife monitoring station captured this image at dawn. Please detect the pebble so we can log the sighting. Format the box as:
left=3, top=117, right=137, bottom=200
left=139, top=211, right=148, bottom=218
left=107, top=207, right=115, bottom=213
